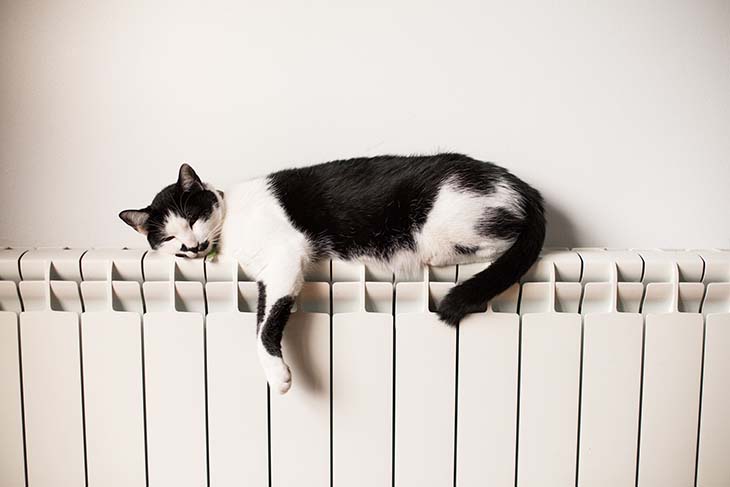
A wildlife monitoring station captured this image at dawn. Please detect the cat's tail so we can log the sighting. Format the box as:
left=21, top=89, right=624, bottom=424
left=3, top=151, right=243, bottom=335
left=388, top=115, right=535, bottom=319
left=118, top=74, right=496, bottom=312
left=436, top=197, right=545, bottom=326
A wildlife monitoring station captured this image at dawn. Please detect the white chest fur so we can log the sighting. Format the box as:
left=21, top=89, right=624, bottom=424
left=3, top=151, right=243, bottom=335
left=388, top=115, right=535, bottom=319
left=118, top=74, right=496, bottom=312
left=218, top=178, right=311, bottom=280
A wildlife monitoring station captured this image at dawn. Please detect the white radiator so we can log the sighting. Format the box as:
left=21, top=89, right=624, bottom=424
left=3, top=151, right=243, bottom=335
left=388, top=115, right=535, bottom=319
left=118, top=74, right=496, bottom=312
left=0, top=248, right=729, bottom=487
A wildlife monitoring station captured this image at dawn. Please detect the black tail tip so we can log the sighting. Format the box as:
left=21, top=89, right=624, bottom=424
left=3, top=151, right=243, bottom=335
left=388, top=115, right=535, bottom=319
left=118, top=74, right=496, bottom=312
left=436, top=294, right=468, bottom=326
left=437, top=287, right=491, bottom=326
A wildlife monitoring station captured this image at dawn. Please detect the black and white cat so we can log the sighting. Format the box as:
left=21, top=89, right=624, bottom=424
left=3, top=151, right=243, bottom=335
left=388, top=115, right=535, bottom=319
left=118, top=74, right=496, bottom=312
left=120, top=154, right=545, bottom=393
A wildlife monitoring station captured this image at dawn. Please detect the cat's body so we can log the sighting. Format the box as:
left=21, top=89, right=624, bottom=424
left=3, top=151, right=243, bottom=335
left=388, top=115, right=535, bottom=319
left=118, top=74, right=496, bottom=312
left=120, top=154, right=545, bottom=393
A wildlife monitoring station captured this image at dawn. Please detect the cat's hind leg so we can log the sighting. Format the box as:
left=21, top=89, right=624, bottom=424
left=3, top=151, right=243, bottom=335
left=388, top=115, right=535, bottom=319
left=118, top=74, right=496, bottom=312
left=256, top=252, right=306, bottom=394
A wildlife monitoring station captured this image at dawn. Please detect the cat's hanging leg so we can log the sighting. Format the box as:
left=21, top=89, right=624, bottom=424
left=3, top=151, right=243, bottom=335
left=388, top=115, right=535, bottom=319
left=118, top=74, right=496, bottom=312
left=255, top=252, right=305, bottom=394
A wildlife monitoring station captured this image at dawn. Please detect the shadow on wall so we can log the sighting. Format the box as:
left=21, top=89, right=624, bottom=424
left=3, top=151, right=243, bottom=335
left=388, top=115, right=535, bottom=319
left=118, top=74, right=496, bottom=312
left=544, top=200, right=579, bottom=248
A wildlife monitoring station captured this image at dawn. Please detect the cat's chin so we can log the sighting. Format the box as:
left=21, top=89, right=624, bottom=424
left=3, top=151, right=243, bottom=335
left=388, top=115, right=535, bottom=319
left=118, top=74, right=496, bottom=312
left=173, top=249, right=212, bottom=259
left=174, top=252, right=210, bottom=259
left=164, top=241, right=218, bottom=260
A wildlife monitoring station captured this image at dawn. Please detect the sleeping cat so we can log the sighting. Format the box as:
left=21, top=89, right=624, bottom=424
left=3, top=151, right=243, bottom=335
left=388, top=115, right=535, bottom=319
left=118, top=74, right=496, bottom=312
left=120, top=153, right=545, bottom=393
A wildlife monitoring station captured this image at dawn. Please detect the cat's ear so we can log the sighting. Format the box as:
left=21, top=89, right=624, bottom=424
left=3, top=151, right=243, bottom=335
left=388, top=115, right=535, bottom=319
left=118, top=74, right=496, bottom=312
left=119, top=209, right=150, bottom=234
left=177, top=163, right=202, bottom=191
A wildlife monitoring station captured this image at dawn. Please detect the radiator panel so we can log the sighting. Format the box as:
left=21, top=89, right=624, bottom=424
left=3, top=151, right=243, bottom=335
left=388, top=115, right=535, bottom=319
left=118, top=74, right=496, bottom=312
left=20, top=310, right=86, bottom=487
left=332, top=282, right=393, bottom=487
left=518, top=312, right=582, bottom=487
left=456, top=310, right=519, bottom=487
left=0, top=310, right=25, bottom=487
left=205, top=282, right=268, bottom=487
left=578, top=312, right=643, bottom=487
left=638, top=313, right=704, bottom=487
left=696, top=313, right=730, bottom=487
left=394, top=282, right=456, bottom=487
left=0, top=248, right=728, bottom=487
left=270, top=283, right=331, bottom=487
left=143, top=310, right=208, bottom=487
left=80, top=311, right=146, bottom=487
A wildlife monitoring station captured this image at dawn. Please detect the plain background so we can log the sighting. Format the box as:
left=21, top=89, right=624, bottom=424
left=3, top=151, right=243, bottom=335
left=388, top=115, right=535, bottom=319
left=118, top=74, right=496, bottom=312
left=1, top=0, right=728, bottom=249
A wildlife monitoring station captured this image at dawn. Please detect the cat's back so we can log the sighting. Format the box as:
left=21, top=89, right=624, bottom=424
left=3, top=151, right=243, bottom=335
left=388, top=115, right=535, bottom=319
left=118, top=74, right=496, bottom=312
left=257, top=154, right=511, bottom=256
left=267, top=153, right=502, bottom=206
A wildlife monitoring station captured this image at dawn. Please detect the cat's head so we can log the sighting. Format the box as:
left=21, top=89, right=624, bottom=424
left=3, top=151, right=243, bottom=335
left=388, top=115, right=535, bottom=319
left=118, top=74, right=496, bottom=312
left=119, top=163, right=224, bottom=258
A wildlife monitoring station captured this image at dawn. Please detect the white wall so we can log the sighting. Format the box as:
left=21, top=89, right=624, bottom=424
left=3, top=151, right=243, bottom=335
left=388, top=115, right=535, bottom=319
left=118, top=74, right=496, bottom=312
left=1, top=0, right=728, bottom=250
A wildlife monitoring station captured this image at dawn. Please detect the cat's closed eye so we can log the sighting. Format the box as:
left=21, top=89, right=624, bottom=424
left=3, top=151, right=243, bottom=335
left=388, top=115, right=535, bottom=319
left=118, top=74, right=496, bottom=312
left=162, top=235, right=175, bottom=242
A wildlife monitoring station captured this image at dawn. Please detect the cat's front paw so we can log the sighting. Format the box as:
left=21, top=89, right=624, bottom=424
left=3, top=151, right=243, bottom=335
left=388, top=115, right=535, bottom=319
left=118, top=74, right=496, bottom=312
left=265, top=361, right=292, bottom=394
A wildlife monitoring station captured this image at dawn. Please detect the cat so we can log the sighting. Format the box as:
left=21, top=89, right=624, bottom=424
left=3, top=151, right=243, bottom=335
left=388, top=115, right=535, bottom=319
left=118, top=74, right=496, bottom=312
left=120, top=153, right=545, bottom=393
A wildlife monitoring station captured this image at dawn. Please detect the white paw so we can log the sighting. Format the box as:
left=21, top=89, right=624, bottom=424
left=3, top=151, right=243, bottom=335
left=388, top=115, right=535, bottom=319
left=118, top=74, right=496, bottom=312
left=265, top=361, right=292, bottom=394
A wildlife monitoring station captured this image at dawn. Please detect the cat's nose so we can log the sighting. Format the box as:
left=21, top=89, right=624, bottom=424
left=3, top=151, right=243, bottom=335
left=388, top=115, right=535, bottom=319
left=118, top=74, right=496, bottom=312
left=181, top=241, right=209, bottom=254
left=180, top=243, right=200, bottom=252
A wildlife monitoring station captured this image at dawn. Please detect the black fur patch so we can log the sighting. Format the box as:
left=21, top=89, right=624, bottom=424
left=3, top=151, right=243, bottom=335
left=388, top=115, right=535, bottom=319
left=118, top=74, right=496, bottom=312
left=256, top=281, right=266, bottom=332
left=260, top=295, right=295, bottom=357
left=477, top=207, right=525, bottom=240
left=454, top=244, right=478, bottom=255
left=266, top=153, right=508, bottom=260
